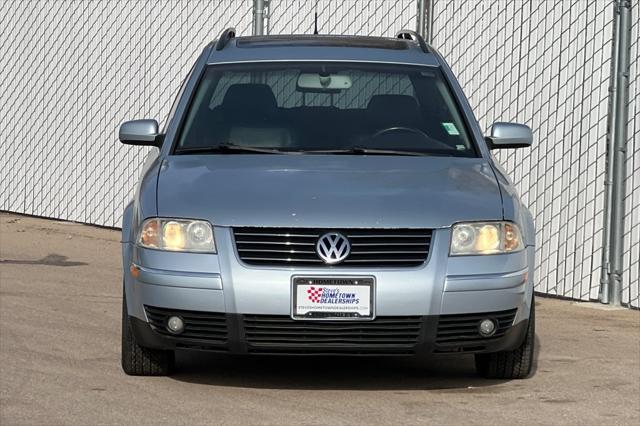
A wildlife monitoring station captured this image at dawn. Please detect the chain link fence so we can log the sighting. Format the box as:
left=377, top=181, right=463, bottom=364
left=0, top=0, right=254, bottom=227
left=430, top=0, right=638, bottom=308
left=267, top=0, right=415, bottom=36
left=0, top=1, right=637, bottom=307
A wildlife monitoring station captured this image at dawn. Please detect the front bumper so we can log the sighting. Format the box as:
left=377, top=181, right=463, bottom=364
left=129, top=309, right=529, bottom=356
left=123, top=227, right=534, bottom=355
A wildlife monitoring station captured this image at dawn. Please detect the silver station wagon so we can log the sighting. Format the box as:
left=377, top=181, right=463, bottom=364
left=119, top=29, right=536, bottom=379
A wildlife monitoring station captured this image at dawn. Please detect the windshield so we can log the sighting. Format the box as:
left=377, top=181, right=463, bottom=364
left=175, top=63, right=477, bottom=157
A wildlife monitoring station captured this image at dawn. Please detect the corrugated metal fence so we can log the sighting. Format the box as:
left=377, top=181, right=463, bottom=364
left=0, top=0, right=637, bottom=307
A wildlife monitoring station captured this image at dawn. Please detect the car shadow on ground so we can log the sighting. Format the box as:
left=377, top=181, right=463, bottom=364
left=170, top=335, right=540, bottom=391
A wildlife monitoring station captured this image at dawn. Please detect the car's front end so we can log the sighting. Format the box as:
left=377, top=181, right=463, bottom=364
left=119, top=31, right=536, bottom=378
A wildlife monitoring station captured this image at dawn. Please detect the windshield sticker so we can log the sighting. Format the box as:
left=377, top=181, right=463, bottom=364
left=442, top=122, right=460, bottom=135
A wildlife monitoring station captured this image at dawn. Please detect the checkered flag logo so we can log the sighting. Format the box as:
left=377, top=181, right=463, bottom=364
left=307, top=286, right=324, bottom=303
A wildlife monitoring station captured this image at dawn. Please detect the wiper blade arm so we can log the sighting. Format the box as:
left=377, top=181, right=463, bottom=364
left=304, top=147, right=434, bottom=156
left=175, top=143, right=290, bottom=155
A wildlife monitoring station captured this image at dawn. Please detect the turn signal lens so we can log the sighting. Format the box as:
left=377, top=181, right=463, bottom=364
left=504, top=223, right=522, bottom=251
left=140, top=218, right=160, bottom=248
left=450, top=222, right=524, bottom=256
left=138, top=218, right=215, bottom=253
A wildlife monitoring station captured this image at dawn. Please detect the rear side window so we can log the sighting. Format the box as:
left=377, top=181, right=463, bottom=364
left=176, top=62, right=477, bottom=157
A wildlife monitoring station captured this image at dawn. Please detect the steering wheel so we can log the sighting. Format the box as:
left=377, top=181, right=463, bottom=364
left=371, top=126, right=432, bottom=142
left=369, top=126, right=455, bottom=151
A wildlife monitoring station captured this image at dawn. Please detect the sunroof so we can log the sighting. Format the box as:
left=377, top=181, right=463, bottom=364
left=236, top=35, right=409, bottom=50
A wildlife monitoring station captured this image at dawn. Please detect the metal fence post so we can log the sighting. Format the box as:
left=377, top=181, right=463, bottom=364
left=608, top=0, right=632, bottom=306
left=416, top=0, right=434, bottom=42
left=253, top=0, right=266, bottom=35
left=417, top=0, right=426, bottom=37
left=425, top=0, right=434, bottom=44
left=600, top=0, right=622, bottom=304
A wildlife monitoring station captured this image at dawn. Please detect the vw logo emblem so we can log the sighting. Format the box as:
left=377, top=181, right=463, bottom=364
left=316, top=232, right=351, bottom=264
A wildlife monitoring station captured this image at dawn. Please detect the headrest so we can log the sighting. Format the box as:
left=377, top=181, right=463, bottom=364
left=366, top=95, right=421, bottom=121
left=222, top=83, right=277, bottom=113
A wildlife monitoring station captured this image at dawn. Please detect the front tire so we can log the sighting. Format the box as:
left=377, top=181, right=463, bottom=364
left=121, top=291, right=175, bottom=376
left=475, top=300, right=535, bottom=379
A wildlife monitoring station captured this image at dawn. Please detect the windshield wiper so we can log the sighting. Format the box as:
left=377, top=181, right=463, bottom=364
left=175, top=143, right=292, bottom=155
left=303, top=147, right=440, bottom=156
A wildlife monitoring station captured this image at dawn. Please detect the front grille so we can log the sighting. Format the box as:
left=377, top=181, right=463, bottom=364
left=233, top=227, right=432, bottom=267
left=144, top=306, right=228, bottom=347
left=435, top=309, right=518, bottom=348
left=243, top=315, right=423, bottom=355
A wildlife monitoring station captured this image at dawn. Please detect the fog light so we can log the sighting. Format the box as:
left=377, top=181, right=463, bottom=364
left=166, top=316, right=184, bottom=334
left=478, top=319, right=496, bottom=337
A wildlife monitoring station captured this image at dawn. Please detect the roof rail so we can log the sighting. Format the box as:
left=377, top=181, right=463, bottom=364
left=215, top=27, right=236, bottom=51
left=395, top=29, right=429, bottom=53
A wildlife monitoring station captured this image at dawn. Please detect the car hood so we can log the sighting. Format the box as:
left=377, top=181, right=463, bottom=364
left=156, top=155, right=503, bottom=228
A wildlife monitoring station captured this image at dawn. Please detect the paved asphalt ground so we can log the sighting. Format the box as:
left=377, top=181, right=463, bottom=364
left=1, top=212, right=639, bottom=425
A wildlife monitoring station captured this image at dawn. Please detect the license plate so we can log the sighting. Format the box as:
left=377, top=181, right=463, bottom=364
left=291, top=276, right=375, bottom=320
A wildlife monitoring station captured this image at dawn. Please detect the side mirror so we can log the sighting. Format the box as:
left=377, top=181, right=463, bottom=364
left=486, top=122, right=532, bottom=149
left=119, top=119, right=162, bottom=147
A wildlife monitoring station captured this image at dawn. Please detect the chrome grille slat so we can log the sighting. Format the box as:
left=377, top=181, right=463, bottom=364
left=347, top=234, right=431, bottom=238
left=343, top=258, right=424, bottom=263
left=241, top=257, right=324, bottom=262
left=350, top=242, right=427, bottom=246
left=236, top=241, right=316, bottom=245
left=234, top=232, right=320, bottom=238
left=234, top=227, right=432, bottom=267
left=237, top=249, right=317, bottom=254
left=349, top=250, right=428, bottom=254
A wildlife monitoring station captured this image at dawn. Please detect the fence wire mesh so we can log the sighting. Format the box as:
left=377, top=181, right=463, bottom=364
left=0, top=0, right=254, bottom=227
left=431, top=0, right=638, bottom=308
left=0, top=1, right=637, bottom=307
left=267, top=0, right=416, bottom=36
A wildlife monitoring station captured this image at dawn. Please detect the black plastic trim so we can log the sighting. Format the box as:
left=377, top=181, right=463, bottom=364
left=129, top=311, right=529, bottom=356
left=395, top=29, right=430, bottom=53
left=215, top=27, right=236, bottom=51
left=486, top=136, right=532, bottom=150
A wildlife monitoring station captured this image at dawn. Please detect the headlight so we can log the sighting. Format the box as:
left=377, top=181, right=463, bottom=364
left=138, top=218, right=215, bottom=253
left=450, top=221, right=524, bottom=255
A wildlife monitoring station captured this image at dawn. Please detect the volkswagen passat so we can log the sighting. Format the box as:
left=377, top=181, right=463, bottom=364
left=119, top=29, right=536, bottom=378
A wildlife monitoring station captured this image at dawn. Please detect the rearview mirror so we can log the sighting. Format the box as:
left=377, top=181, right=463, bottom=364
left=119, top=119, right=162, bottom=147
left=297, top=73, right=352, bottom=92
left=486, top=122, right=532, bottom=149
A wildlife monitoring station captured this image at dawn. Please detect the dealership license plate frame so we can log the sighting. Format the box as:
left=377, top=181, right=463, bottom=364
left=291, top=275, right=376, bottom=321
